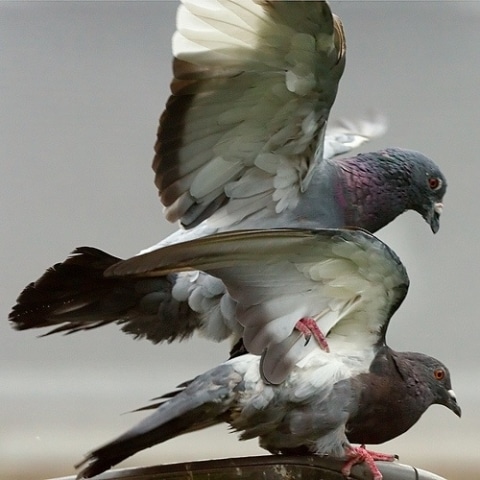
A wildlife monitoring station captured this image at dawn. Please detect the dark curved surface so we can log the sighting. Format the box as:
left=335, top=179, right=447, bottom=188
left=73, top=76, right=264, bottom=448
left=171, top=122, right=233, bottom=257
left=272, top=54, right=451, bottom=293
left=52, top=455, right=447, bottom=480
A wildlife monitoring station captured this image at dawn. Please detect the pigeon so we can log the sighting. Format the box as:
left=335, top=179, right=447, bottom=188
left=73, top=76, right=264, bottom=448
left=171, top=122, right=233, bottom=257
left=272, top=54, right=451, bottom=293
left=75, top=228, right=461, bottom=480
left=9, top=0, right=447, bottom=351
left=153, top=1, right=445, bottom=236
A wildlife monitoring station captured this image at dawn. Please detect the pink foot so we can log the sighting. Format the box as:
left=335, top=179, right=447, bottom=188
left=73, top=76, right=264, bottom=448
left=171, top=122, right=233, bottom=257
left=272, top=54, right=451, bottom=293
left=342, top=444, right=396, bottom=480
left=295, top=317, right=329, bottom=352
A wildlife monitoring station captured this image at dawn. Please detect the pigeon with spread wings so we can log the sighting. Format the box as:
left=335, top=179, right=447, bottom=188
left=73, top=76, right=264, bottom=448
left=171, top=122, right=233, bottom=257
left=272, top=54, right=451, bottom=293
left=76, top=228, right=461, bottom=480
left=10, top=0, right=446, bottom=350
left=154, top=0, right=444, bottom=234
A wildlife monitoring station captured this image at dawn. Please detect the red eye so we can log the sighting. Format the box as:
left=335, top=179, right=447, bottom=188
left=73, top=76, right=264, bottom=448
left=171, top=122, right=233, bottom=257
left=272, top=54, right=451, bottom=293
left=428, top=177, right=442, bottom=190
left=434, top=368, right=445, bottom=380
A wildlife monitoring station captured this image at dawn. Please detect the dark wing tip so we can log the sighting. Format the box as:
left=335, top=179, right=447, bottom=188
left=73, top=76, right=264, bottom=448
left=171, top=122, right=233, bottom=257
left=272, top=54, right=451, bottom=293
left=75, top=454, right=111, bottom=480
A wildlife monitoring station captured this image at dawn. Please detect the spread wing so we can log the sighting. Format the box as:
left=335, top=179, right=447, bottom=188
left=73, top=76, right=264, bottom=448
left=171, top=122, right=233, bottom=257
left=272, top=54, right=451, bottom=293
left=155, top=0, right=347, bottom=229
left=106, top=228, right=409, bottom=384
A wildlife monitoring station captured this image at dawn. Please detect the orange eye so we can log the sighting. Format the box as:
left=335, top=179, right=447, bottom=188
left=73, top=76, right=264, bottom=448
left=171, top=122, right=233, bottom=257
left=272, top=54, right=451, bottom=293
left=434, top=368, right=445, bottom=380
left=428, top=177, right=442, bottom=190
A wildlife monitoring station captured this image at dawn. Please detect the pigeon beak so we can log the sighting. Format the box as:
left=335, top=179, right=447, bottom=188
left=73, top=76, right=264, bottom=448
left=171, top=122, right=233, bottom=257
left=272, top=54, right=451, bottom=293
left=427, top=202, right=443, bottom=234
left=446, top=389, right=462, bottom=418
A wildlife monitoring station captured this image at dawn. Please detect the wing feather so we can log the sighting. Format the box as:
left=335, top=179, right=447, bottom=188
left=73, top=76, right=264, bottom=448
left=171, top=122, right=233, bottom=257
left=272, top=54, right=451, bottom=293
left=107, top=228, right=409, bottom=383
left=154, top=1, right=346, bottom=228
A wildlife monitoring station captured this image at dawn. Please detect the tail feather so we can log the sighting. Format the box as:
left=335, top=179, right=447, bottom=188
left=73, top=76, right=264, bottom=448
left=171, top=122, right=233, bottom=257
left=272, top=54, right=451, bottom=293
left=10, top=247, right=130, bottom=331
left=9, top=247, right=202, bottom=343
left=76, top=365, right=236, bottom=478
left=76, top=409, right=218, bottom=479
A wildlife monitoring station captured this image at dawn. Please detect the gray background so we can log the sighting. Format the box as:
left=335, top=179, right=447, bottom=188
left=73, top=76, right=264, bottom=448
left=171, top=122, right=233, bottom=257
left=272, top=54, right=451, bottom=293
left=1, top=2, right=478, bottom=479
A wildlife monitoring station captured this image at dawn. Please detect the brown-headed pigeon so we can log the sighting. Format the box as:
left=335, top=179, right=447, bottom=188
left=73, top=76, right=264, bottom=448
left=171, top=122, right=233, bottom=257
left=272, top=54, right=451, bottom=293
left=75, top=228, right=461, bottom=480
left=9, top=0, right=447, bottom=351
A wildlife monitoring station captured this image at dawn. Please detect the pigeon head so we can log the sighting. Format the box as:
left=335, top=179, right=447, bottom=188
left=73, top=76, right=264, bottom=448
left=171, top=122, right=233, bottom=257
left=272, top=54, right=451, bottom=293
left=395, top=351, right=461, bottom=418
left=387, top=148, right=447, bottom=234
left=337, top=148, right=446, bottom=234
left=366, top=148, right=446, bottom=234
left=347, top=348, right=460, bottom=446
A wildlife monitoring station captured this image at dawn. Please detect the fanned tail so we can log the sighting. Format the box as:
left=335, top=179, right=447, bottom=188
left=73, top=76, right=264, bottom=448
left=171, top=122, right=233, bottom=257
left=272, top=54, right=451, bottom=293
left=9, top=247, right=129, bottom=333
left=9, top=247, right=201, bottom=343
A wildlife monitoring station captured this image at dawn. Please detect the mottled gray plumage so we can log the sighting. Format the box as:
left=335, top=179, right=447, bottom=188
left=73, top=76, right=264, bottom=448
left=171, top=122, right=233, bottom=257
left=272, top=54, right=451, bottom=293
left=75, top=229, right=460, bottom=478
left=10, top=1, right=446, bottom=355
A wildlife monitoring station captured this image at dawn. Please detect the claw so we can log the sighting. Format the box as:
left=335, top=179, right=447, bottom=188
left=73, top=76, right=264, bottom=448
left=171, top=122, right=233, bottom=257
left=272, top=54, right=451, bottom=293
left=342, top=445, right=396, bottom=480
left=295, top=317, right=329, bottom=352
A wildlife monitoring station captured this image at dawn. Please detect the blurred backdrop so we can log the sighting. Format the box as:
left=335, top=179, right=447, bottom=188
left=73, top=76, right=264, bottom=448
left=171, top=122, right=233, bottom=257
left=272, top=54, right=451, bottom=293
left=1, top=2, right=479, bottom=479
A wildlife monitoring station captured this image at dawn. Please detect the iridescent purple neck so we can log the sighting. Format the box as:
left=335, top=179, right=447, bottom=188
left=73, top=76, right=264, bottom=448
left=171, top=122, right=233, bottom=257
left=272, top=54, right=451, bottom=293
left=335, top=155, right=413, bottom=233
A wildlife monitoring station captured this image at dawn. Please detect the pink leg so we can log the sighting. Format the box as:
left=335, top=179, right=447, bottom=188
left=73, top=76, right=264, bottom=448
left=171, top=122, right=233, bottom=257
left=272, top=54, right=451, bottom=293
left=342, top=445, right=396, bottom=480
left=295, top=317, right=329, bottom=352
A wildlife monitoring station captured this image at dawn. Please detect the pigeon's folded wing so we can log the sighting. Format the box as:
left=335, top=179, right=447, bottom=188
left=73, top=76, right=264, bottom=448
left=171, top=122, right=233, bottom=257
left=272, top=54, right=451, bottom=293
left=106, top=228, right=409, bottom=384
left=155, top=0, right=347, bottom=229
